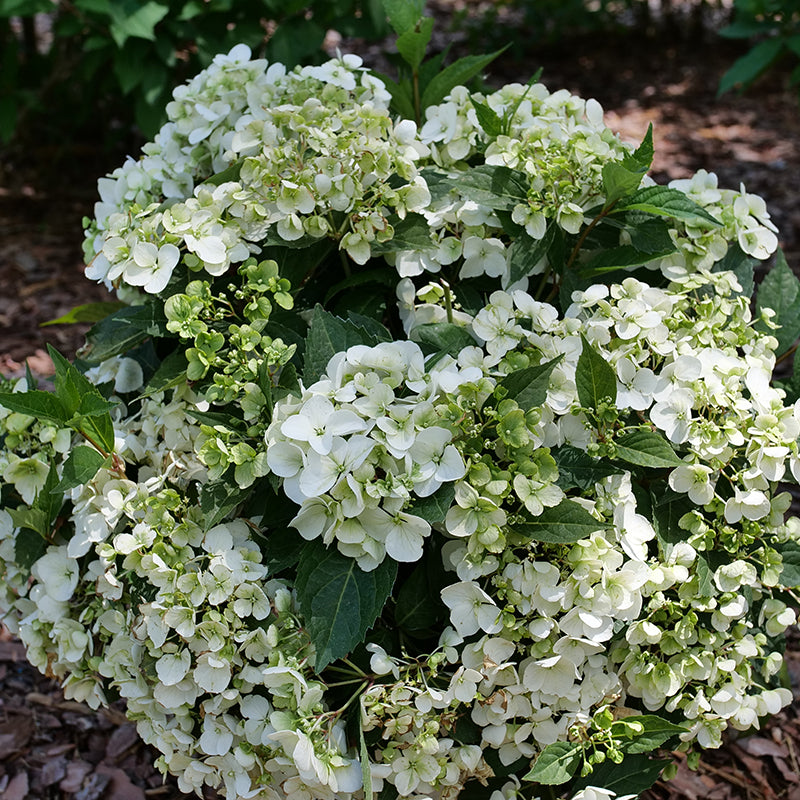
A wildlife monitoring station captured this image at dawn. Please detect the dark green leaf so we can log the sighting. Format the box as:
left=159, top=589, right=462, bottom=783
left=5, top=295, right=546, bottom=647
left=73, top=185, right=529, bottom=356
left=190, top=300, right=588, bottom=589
left=294, top=541, right=398, bottom=670
left=651, top=487, right=693, bottom=548
left=755, top=248, right=800, bottom=356
left=623, top=122, right=654, bottom=173
left=576, top=335, right=617, bottom=410
left=84, top=303, right=168, bottom=364
left=407, top=483, right=455, bottom=524
left=581, top=243, right=676, bottom=276
left=498, top=355, right=563, bottom=411
left=778, top=542, right=800, bottom=589
left=612, top=715, right=687, bottom=754
left=410, top=323, right=475, bottom=357
left=394, top=543, right=448, bottom=632
left=615, top=429, right=684, bottom=469
left=303, top=306, right=385, bottom=384
left=264, top=527, right=308, bottom=575
left=614, top=186, right=722, bottom=227
left=712, top=243, right=756, bottom=297
left=442, top=164, right=528, bottom=211
left=421, top=48, right=506, bottom=110
left=200, top=480, right=248, bottom=530
left=14, top=528, right=47, bottom=572
left=346, top=313, right=392, bottom=342
left=323, top=268, right=397, bottom=305
left=373, top=72, right=416, bottom=120
left=510, top=499, right=605, bottom=544
left=203, top=161, right=243, bottom=187
left=0, top=391, right=67, bottom=425
left=470, top=97, right=503, bottom=137
left=139, top=350, right=188, bottom=397
left=109, top=1, right=169, bottom=46
left=553, top=445, right=623, bottom=491
left=41, top=301, right=126, bottom=327
left=628, top=216, right=675, bottom=254
left=523, top=741, right=583, bottom=785
left=507, top=227, right=554, bottom=285
left=572, top=753, right=670, bottom=796
left=718, top=38, right=784, bottom=96
left=52, top=446, right=107, bottom=494
left=371, top=214, right=435, bottom=253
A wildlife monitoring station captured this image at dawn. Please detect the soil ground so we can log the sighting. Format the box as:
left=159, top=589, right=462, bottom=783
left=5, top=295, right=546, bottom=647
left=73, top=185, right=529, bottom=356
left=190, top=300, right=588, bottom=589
left=1, top=5, right=800, bottom=798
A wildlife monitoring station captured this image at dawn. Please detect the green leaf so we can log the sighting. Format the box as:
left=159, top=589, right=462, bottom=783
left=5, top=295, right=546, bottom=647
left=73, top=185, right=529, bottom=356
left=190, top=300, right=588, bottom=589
left=264, top=527, right=308, bottom=575
left=410, top=322, right=475, bottom=358
left=41, top=301, right=126, bottom=327
left=755, top=248, right=800, bottom=356
left=694, top=553, right=715, bottom=597
left=615, top=429, right=684, bottom=469
left=778, top=542, right=800, bottom=588
left=382, top=0, right=425, bottom=35
left=552, top=445, right=623, bottom=492
left=628, top=217, right=675, bottom=254
left=370, top=214, right=435, bottom=253
left=469, top=97, right=503, bottom=137
left=602, top=162, right=646, bottom=207
left=572, top=753, right=670, bottom=796
left=295, top=542, right=397, bottom=671
left=303, top=306, right=386, bottom=384
left=203, top=161, right=243, bottom=187
left=359, top=725, right=373, bottom=800
left=139, top=350, right=189, bottom=397
left=395, top=15, right=434, bottom=71
left=614, top=186, right=722, bottom=227
left=0, top=390, right=68, bottom=425
left=523, top=741, right=583, bottom=785
left=200, top=480, right=248, bottom=530
left=624, top=122, right=654, bottom=173
left=580, top=243, right=676, bottom=276
left=712, top=242, right=756, bottom=297
left=421, top=48, right=507, bottom=110
left=84, top=303, right=168, bottom=364
left=442, top=164, right=528, bottom=211
left=14, top=528, right=47, bottom=572
left=576, top=335, right=617, bottom=410
left=394, top=541, right=448, bottom=634
left=372, top=71, right=416, bottom=120
left=612, top=714, right=687, bottom=754
left=323, top=268, right=397, bottom=305
left=407, top=483, right=455, bottom=524
left=109, top=1, right=169, bottom=47
left=8, top=507, right=49, bottom=540
left=52, top=446, right=107, bottom=494
left=651, top=487, right=693, bottom=547
left=498, top=355, right=563, bottom=411
left=718, top=38, right=784, bottom=96
left=510, top=499, right=605, bottom=544
left=507, top=227, right=554, bottom=285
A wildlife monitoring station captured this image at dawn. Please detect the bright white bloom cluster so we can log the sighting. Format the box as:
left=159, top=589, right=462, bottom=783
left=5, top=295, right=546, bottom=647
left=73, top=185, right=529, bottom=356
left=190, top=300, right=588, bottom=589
left=266, top=340, right=476, bottom=569
left=1, top=42, right=797, bottom=800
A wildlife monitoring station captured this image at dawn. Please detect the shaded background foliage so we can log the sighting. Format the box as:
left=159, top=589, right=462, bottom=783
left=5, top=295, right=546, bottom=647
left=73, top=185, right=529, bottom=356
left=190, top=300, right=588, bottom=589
left=2, top=0, right=800, bottom=148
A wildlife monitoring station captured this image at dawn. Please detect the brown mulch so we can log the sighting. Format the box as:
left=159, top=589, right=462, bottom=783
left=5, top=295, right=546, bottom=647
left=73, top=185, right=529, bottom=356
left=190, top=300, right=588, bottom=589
left=2, top=4, right=800, bottom=798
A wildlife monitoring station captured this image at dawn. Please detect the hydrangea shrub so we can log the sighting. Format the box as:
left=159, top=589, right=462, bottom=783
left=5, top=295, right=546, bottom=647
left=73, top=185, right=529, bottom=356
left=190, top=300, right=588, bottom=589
left=1, top=33, right=800, bottom=800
